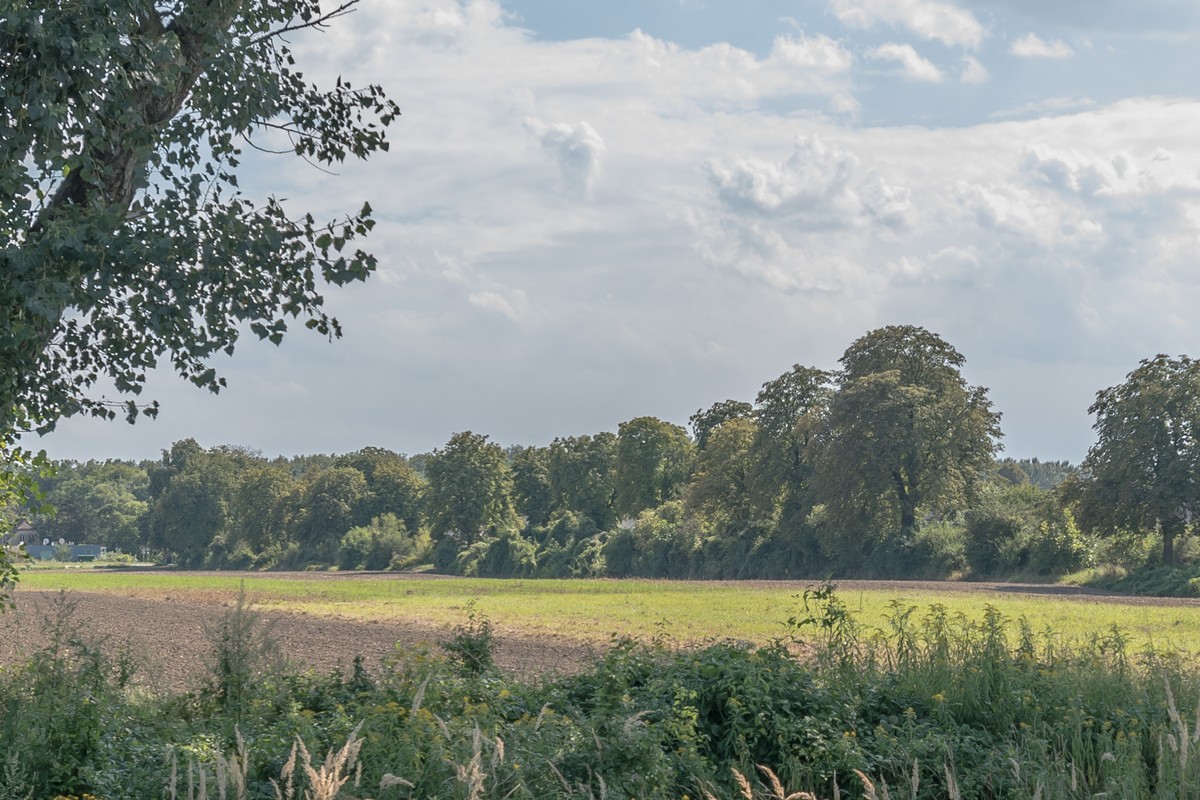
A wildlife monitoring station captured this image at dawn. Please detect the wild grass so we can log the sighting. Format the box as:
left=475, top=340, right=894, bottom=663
left=10, top=586, right=1200, bottom=798
left=19, top=571, right=1200, bottom=656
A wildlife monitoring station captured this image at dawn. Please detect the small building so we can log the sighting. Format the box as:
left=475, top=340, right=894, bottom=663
left=72, top=545, right=106, bottom=562
left=21, top=543, right=107, bottom=562
left=3, top=519, right=40, bottom=548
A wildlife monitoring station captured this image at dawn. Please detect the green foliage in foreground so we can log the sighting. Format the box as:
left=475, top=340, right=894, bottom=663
left=5, top=591, right=1200, bottom=799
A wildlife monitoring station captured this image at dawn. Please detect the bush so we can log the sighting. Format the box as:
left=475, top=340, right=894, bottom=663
left=440, top=603, right=496, bottom=677
left=965, top=513, right=1022, bottom=576
left=1024, top=509, right=1093, bottom=575
left=338, top=513, right=418, bottom=571
left=910, top=519, right=968, bottom=577
left=0, top=593, right=137, bottom=798
left=457, top=530, right=538, bottom=577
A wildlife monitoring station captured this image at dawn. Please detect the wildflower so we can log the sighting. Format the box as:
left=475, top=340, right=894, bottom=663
left=932, top=693, right=945, bottom=703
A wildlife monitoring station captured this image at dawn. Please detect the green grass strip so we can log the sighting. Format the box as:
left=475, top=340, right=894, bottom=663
left=19, top=571, right=1200, bottom=654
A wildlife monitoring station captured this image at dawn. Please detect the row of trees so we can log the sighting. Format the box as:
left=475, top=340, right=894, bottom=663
left=35, top=323, right=1194, bottom=580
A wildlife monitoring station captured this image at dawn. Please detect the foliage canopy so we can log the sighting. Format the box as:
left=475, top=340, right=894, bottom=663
left=0, top=0, right=398, bottom=598
left=1075, top=354, right=1200, bottom=564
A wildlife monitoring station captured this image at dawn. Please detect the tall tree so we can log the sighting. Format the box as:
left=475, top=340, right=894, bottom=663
left=614, top=417, right=694, bottom=519
left=1075, top=354, right=1200, bottom=565
left=145, top=442, right=214, bottom=564
left=0, top=1, right=396, bottom=599
left=547, top=433, right=618, bottom=529
left=425, top=432, right=516, bottom=548
left=748, top=365, right=832, bottom=526
left=336, top=448, right=424, bottom=533
left=814, top=326, right=1002, bottom=547
left=686, top=417, right=757, bottom=531
left=227, top=463, right=295, bottom=552
left=511, top=446, right=554, bottom=528
left=144, top=440, right=253, bottom=564
left=689, top=400, right=753, bottom=451
left=37, top=461, right=149, bottom=552
left=294, top=465, right=369, bottom=560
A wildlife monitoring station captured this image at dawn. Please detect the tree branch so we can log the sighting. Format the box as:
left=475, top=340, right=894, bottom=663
left=249, top=0, right=360, bottom=47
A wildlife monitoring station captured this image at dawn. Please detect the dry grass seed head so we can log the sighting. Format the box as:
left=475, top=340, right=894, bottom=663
left=943, top=764, right=962, bottom=800
left=759, top=764, right=787, bottom=799
left=272, top=741, right=297, bottom=800
left=305, top=724, right=365, bottom=800
left=379, top=774, right=415, bottom=791
left=755, top=764, right=816, bottom=800
left=168, top=750, right=179, bottom=800
left=623, top=710, right=651, bottom=736
left=731, top=768, right=753, bottom=800
left=410, top=672, right=431, bottom=715
left=853, top=769, right=876, bottom=800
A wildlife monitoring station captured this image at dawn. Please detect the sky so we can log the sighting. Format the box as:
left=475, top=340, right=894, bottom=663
left=41, top=0, right=1200, bottom=465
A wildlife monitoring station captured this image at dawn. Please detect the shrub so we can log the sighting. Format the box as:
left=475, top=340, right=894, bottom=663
left=0, top=593, right=137, bottom=798
left=441, top=603, right=496, bottom=677
left=457, top=530, right=538, bottom=577
left=338, top=513, right=416, bottom=571
left=965, top=513, right=1022, bottom=576
left=910, top=520, right=968, bottom=578
left=1024, top=508, right=1093, bottom=575
left=203, top=588, right=282, bottom=727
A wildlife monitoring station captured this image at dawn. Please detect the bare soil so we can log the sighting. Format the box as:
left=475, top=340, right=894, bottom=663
left=0, top=588, right=600, bottom=692
left=2, top=575, right=1194, bottom=693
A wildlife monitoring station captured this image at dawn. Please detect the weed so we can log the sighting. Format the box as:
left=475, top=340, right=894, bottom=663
left=204, top=584, right=282, bottom=725
left=441, top=601, right=496, bottom=677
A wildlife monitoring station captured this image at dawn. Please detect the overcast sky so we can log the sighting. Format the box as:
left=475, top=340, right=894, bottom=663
left=41, top=0, right=1200, bottom=464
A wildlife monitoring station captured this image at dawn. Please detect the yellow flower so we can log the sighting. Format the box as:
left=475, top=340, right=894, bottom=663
left=932, top=693, right=945, bottom=703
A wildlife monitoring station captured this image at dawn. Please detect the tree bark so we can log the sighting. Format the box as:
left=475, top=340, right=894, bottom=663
left=893, top=470, right=916, bottom=531
left=1162, top=518, right=1183, bottom=566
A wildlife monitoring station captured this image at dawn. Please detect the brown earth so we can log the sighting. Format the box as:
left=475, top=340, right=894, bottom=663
left=0, top=587, right=601, bottom=693
left=2, top=575, right=1195, bottom=693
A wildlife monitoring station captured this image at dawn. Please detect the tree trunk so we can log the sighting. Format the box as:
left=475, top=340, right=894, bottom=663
left=893, top=470, right=916, bottom=531
left=1162, top=518, right=1183, bottom=566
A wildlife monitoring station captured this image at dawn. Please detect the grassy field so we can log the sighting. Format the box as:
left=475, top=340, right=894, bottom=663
left=20, top=570, right=1200, bottom=654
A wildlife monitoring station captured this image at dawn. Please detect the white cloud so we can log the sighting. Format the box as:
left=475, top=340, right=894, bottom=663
left=526, top=119, right=607, bottom=197
left=697, top=135, right=912, bottom=293
left=960, top=55, right=989, bottom=83
left=1011, top=33, right=1075, bottom=58
left=860, top=172, right=914, bottom=225
left=830, top=0, right=985, bottom=47
left=769, top=33, right=855, bottom=73
left=992, top=96, right=1096, bottom=119
left=468, top=289, right=528, bottom=322
left=705, top=135, right=859, bottom=223
left=1021, top=146, right=1146, bottom=196
left=867, top=43, right=945, bottom=82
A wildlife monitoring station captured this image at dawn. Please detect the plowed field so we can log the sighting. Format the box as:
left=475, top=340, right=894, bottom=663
left=4, top=573, right=1198, bottom=692
left=0, top=587, right=599, bottom=691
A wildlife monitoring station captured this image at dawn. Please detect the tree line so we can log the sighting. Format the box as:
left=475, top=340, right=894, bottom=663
left=21, top=323, right=1197, bottom=581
